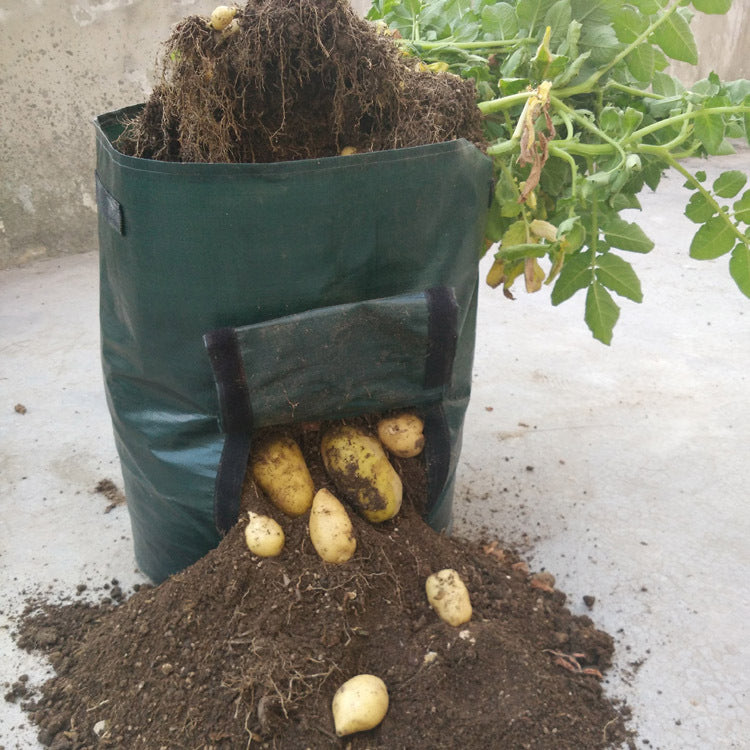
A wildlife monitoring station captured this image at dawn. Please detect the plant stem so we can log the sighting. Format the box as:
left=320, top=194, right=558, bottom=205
left=626, top=105, right=750, bottom=144
left=552, top=96, right=627, bottom=166
left=548, top=144, right=579, bottom=200
left=403, top=38, right=534, bottom=51
left=604, top=81, right=666, bottom=101
left=479, top=90, right=536, bottom=115
left=487, top=138, right=520, bottom=156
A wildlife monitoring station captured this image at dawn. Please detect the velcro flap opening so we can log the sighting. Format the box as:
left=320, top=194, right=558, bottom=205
left=204, top=286, right=457, bottom=433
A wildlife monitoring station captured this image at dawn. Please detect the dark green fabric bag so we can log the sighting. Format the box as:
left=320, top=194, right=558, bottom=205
left=95, top=104, right=493, bottom=583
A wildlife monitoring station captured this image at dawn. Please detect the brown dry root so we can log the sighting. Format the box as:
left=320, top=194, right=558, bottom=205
left=117, top=0, right=484, bottom=162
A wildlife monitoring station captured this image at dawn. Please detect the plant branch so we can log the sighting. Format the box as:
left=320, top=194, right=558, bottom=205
left=479, top=90, right=536, bottom=115
left=554, top=0, right=682, bottom=98
left=552, top=96, right=627, bottom=167
left=666, top=154, right=749, bottom=247
left=402, top=38, right=534, bottom=51
left=604, top=81, right=666, bottom=101
left=626, top=105, right=750, bottom=144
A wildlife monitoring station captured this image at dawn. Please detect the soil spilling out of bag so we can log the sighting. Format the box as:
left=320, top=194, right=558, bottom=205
left=16, top=420, right=633, bottom=749
left=116, top=0, right=484, bottom=163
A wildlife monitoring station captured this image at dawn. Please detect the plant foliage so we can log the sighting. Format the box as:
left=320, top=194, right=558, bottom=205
left=368, top=0, right=750, bottom=343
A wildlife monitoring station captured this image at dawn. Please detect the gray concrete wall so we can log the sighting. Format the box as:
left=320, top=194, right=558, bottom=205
left=0, top=0, right=746, bottom=268
left=0, top=0, right=208, bottom=268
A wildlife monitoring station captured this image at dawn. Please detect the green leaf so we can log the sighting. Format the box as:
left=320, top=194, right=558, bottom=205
left=725, top=80, right=750, bottom=105
left=692, top=0, right=733, bottom=14
left=693, top=110, right=726, bottom=154
left=652, top=71, right=686, bottom=97
left=733, top=191, right=750, bottom=224
left=713, top=170, right=748, bottom=198
left=551, top=252, right=593, bottom=305
left=571, top=0, right=619, bottom=26
left=712, top=139, right=736, bottom=156
left=626, top=43, right=655, bottom=82
left=744, top=95, right=750, bottom=146
left=602, top=216, right=655, bottom=253
left=498, top=78, right=531, bottom=96
left=585, top=281, right=620, bottom=345
left=611, top=192, right=642, bottom=211
left=496, top=243, right=550, bottom=261
left=622, top=107, right=644, bottom=135
left=684, top=192, right=716, bottom=223
left=729, top=243, right=750, bottom=298
left=516, top=0, right=557, bottom=35
left=563, top=18, right=582, bottom=56
left=599, top=106, right=623, bottom=135
left=691, top=76, right=722, bottom=97
left=501, top=220, right=529, bottom=246
left=500, top=47, right=526, bottom=77
left=544, top=0, right=572, bottom=43
left=612, top=7, right=647, bottom=43
left=481, top=3, right=518, bottom=40
left=552, top=50, right=591, bottom=87
left=651, top=9, right=698, bottom=64
left=560, top=220, right=586, bottom=252
left=631, top=0, right=663, bottom=13
left=580, top=21, right=622, bottom=64
left=642, top=160, right=665, bottom=191
left=689, top=215, right=736, bottom=259
left=595, top=253, right=644, bottom=302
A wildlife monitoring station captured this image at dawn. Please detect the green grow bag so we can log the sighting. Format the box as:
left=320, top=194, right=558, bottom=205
left=95, top=104, right=493, bottom=584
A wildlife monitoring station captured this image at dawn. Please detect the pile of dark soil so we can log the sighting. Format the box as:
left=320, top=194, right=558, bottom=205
left=118, top=0, right=484, bottom=163
left=15, top=422, right=633, bottom=749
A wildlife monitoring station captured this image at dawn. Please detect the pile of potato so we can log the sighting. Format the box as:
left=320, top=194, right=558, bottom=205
left=243, top=412, right=473, bottom=737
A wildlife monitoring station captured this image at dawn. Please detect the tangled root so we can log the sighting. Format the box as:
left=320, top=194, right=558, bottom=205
left=117, top=0, right=484, bottom=163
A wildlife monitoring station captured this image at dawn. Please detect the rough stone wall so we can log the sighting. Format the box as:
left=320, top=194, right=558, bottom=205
left=0, top=0, right=745, bottom=268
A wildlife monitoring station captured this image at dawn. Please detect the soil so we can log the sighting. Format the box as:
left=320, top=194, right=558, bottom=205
left=116, top=0, right=484, bottom=163
left=14, top=419, right=634, bottom=749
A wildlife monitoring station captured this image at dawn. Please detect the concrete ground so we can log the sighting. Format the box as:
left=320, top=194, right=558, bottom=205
left=1, top=151, right=749, bottom=749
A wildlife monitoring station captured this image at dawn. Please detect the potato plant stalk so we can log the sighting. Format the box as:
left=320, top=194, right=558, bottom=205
left=369, top=0, right=750, bottom=343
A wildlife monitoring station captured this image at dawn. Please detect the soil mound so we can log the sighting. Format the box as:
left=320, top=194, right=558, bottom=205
left=118, top=0, right=484, bottom=162
left=17, top=427, right=632, bottom=748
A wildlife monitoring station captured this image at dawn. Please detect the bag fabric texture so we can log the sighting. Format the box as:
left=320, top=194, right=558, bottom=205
left=95, top=104, right=493, bottom=583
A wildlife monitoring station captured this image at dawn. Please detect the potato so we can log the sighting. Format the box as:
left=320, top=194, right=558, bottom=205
left=244, top=512, right=284, bottom=557
left=425, top=569, right=472, bottom=626
left=320, top=425, right=402, bottom=523
left=332, top=674, right=389, bottom=737
left=340, top=146, right=357, bottom=156
left=376, top=413, right=425, bottom=458
left=251, top=435, right=314, bottom=517
left=309, top=489, right=357, bottom=563
left=209, top=5, right=237, bottom=30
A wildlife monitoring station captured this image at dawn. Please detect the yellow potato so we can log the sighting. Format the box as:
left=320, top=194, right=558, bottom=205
left=309, top=489, right=357, bottom=564
left=320, top=425, right=402, bottom=523
left=376, top=413, right=425, bottom=458
left=209, top=5, right=237, bottom=30
left=332, top=674, right=389, bottom=737
left=425, top=569, right=472, bottom=626
left=339, top=146, right=357, bottom=156
left=251, top=435, right=314, bottom=517
left=244, top=512, right=284, bottom=557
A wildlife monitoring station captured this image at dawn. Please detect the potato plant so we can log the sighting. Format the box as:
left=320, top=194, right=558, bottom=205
left=368, top=0, right=750, bottom=343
